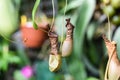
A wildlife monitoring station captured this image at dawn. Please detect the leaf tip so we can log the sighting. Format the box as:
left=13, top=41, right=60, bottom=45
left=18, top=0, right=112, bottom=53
left=33, top=22, right=38, bottom=30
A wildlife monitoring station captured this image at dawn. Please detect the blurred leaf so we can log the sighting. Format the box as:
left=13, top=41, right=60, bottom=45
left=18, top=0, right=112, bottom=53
left=30, top=77, right=36, bottom=80
left=88, top=41, right=99, bottom=65
left=113, top=27, right=120, bottom=59
left=60, top=0, right=83, bottom=13
left=35, top=61, right=55, bottom=80
left=13, top=0, right=21, bottom=10
left=16, top=48, right=29, bottom=65
left=0, top=0, right=19, bottom=37
left=55, top=15, right=67, bottom=37
left=86, top=77, right=99, bottom=80
left=0, top=41, right=9, bottom=71
left=13, top=33, right=30, bottom=65
left=68, top=59, right=87, bottom=80
left=7, top=51, right=21, bottom=63
left=60, top=58, right=69, bottom=73
left=87, top=22, right=97, bottom=41
left=9, top=55, right=21, bottom=63
left=32, top=0, right=41, bottom=29
left=64, top=74, right=74, bottom=80
left=14, top=70, right=26, bottom=80
left=54, top=74, right=64, bottom=80
left=0, top=59, right=8, bottom=71
left=73, top=0, right=96, bottom=57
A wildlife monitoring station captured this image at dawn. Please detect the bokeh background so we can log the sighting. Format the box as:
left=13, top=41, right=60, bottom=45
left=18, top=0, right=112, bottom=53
left=0, top=0, right=120, bottom=80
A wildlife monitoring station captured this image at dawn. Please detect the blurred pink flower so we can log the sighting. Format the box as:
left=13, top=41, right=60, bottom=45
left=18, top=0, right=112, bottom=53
left=21, top=65, right=33, bottom=79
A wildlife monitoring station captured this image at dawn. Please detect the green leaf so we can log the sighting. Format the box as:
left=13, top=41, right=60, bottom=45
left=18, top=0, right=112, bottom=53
left=55, top=15, right=67, bottom=37
left=60, top=0, right=83, bottom=13
left=86, top=77, right=99, bottom=80
left=0, top=0, right=19, bottom=37
left=32, top=0, right=41, bottom=29
left=68, top=59, right=87, bottom=80
left=16, top=44, right=30, bottom=65
left=35, top=61, right=55, bottom=80
left=73, top=0, right=96, bottom=57
left=14, top=70, right=26, bottom=80
left=0, top=58, right=8, bottom=71
left=33, top=22, right=38, bottom=30
left=8, top=55, right=21, bottom=63
left=87, top=22, right=97, bottom=41
left=113, top=27, right=120, bottom=59
left=88, top=41, right=100, bottom=65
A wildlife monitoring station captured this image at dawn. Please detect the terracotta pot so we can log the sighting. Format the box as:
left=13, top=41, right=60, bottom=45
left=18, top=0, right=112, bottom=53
left=21, top=22, right=48, bottom=48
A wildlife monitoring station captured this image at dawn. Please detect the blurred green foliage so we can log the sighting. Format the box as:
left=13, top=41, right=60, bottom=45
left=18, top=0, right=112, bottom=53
left=0, top=40, right=21, bottom=71
left=0, top=0, right=20, bottom=37
left=14, top=70, right=27, bottom=80
left=1, top=0, right=120, bottom=80
left=35, top=61, right=55, bottom=80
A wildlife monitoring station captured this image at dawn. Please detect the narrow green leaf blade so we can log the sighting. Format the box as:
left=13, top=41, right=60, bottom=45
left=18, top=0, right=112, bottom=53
left=33, top=22, right=38, bottom=30
left=73, top=0, right=96, bottom=57
left=32, top=0, right=41, bottom=29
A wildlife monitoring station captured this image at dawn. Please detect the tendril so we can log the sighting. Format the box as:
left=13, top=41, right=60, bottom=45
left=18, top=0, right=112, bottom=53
left=49, top=0, right=55, bottom=32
